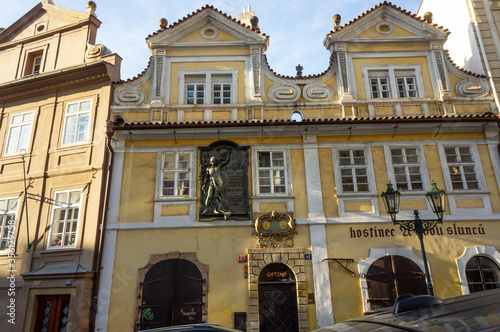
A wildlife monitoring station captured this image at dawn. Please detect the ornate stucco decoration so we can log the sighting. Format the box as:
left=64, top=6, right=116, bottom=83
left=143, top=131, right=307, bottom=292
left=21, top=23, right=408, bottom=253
left=455, top=80, right=489, bottom=98
left=303, top=83, right=335, bottom=102
left=433, top=50, right=449, bottom=91
left=114, top=87, right=147, bottom=105
left=85, top=43, right=111, bottom=60
left=253, top=211, right=297, bottom=248
left=251, top=49, right=262, bottom=97
left=268, top=84, right=301, bottom=103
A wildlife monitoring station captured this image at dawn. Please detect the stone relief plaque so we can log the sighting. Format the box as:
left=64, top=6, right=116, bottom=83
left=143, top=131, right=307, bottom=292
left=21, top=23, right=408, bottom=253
left=199, top=141, right=249, bottom=221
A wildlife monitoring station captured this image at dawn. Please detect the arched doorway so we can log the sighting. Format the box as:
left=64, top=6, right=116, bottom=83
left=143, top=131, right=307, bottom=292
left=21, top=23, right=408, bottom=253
left=258, top=263, right=299, bottom=332
left=366, top=255, right=427, bottom=310
left=139, top=258, right=204, bottom=330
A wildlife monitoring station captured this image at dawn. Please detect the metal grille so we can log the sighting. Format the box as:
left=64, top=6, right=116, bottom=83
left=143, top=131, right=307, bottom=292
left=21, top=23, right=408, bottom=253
left=259, top=285, right=298, bottom=332
left=59, top=300, right=70, bottom=332
left=40, top=300, right=52, bottom=332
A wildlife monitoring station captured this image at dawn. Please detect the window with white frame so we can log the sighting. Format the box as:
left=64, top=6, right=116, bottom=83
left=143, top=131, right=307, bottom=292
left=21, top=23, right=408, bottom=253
left=444, top=146, right=479, bottom=190
left=338, top=149, right=369, bottom=192
left=161, top=151, right=193, bottom=197
left=62, top=99, right=92, bottom=145
left=48, top=190, right=81, bottom=248
left=181, top=70, right=236, bottom=105
left=257, top=151, right=287, bottom=194
left=5, top=111, right=34, bottom=155
left=0, top=198, right=18, bottom=251
left=365, top=66, right=422, bottom=100
left=390, top=147, right=424, bottom=191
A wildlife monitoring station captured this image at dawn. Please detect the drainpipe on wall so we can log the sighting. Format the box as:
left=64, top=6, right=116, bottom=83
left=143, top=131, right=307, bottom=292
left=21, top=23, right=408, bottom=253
left=90, top=120, right=114, bottom=332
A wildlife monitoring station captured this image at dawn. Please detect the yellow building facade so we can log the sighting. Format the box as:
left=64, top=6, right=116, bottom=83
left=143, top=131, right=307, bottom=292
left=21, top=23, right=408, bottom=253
left=0, top=1, right=120, bottom=331
left=96, top=3, right=500, bottom=332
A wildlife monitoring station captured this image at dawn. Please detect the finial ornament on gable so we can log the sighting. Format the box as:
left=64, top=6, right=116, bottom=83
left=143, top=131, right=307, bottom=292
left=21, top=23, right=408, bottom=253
left=86, top=1, right=97, bottom=16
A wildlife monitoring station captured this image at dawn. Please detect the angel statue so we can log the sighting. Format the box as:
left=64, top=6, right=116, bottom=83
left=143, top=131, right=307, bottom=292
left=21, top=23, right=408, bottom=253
left=200, top=149, right=232, bottom=220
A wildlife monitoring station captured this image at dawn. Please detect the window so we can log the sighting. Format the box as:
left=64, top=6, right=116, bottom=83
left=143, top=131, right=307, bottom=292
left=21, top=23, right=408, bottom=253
left=390, top=147, right=423, bottom=191
left=0, top=198, right=18, bottom=251
left=444, top=146, right=478, bottom=190
left=24, top=50, right=44, bottom=76
left=365, top=66, right=422, bottom=100
left=466, top=256, right=500, bottom=293
left=257, top=151, right=287, bottom=194
left=62, top=100, right=91, bottom=145
left=48, top=190, right=81, bottom=248
left=181, top=70, right=236, bottom=105
left=5, top=111, right=34, bottom=155
left=338, top=149, right=369, bottom=192
left=161, top=152, right=192, bottom=197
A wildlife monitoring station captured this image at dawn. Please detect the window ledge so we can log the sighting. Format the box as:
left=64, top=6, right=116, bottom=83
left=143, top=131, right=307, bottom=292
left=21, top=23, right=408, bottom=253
left=335, top=192, right=378, bottom=198
left=154, top=197, right=197, bottom=202
left=446, top=190, right=490, bottom=195
left=40, top=247, right=82, bottom=254
left=50, top=142, right=93, bottom=154
left=251, top=195, right=295, bottom=200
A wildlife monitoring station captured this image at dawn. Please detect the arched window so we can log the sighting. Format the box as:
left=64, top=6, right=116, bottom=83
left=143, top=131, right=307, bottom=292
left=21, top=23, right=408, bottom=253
left=466, top=256, right=500, bottom=293
left=139, top=259, right=204, bottom=330
left=365, top=255, right=427, bottom=310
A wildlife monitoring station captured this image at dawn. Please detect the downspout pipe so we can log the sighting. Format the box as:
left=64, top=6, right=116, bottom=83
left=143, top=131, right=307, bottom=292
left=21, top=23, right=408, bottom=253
left=90, top=120, right=114, bottom=331
left=467, top=0, right=500, bottom=111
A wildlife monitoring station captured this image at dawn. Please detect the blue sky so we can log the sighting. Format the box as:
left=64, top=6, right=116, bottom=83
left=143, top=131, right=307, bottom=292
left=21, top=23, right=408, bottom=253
left=1, top=1, right=424, bottom=80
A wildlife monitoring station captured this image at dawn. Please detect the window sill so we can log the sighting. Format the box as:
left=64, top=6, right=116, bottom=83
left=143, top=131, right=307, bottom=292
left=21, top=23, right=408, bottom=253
left=251, top=194, right=295, bottom=200
left=154, top=197, right=197, bottom=202
left=446, top=190, right=490, bottom=195
left=50, top=142, right=93, bottom=154
left=40, top=247, right=82, bottom=254
left=335, top=192, right=378, bottom=198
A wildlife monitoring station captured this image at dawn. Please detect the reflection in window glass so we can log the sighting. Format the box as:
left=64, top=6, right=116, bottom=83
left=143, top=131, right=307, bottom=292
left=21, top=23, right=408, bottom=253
left=466, top=256, right=500, bottom=293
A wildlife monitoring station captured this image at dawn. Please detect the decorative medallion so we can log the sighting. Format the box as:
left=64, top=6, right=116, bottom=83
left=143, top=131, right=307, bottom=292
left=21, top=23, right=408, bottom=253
left=268, top=84, right=301, bottom=103
left=253, top=211, right=297, bottom=248
left=303, top=83, right=335, bottom=102
left=455, top=80, right=489, bottom=97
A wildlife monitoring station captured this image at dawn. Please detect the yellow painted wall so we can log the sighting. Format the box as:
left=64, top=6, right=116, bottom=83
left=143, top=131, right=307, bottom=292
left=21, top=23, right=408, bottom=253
left=348, top=45, right=429, bottom=52
left=290, top=149, right=308, bottom=219
left=355, top=20, right=417, bottom=38
left=166, top=49, right=250, bottom=57
left=325, top=221, right=500, bottom=321
left=479, top=144, right=500, bottom=214
left=178, top=25, right=239, bottom=42
left=107, top=227, right=314, bottom=331
left=119, top=152, right=156, bottom=222
left=318, top=148, right=338, bottom=218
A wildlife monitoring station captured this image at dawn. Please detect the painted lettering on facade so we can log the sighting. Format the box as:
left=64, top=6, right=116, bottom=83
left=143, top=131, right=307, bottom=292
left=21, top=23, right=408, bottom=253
left=349, top=223, right=486, bottom=238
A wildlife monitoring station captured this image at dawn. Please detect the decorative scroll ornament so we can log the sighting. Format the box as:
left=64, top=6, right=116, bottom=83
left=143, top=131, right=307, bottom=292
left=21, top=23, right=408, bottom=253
left=253, top=211, right=297, bottom=248
left=85, top=43, right=110, bottom=60
left=114, top=87, right=147, bottom=105
left=252, top=53, right=261, bottom=95
left=268, top=84, right=301, bottom=103
left=455, top=80, right=489, bottom=97
left=303, top=83, right=335, bottom=102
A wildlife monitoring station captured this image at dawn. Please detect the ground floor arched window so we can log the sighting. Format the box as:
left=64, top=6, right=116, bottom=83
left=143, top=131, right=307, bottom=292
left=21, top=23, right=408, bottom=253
left=466, top=256, right=500, bottom=293
left=365, top=255, right=427, bottom=310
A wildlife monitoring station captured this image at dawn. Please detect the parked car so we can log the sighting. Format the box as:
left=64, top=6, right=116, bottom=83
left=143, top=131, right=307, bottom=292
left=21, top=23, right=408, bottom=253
left=138, top=323, right=243, bottom=332
left=313, top=288, right=500, bottom=331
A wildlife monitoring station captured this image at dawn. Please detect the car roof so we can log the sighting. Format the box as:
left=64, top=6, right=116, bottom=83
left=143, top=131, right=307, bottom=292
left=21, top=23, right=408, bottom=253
left=314, top=288, right=500, bottom=332
left=138, top=323, right=242, bottom=332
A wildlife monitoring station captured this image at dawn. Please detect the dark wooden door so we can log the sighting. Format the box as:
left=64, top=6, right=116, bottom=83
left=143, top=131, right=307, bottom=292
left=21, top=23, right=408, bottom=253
left=140, top=259, right=204, bottom=330
left=35, top=295, right=70, bottom=332
left=258, top=263, right=298, bottom=332
left=366, top=255, right=427, bottom=310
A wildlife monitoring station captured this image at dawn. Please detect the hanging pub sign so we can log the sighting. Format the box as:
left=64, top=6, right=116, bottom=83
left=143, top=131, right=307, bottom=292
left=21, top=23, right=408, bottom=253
left=198, top=141, right=249, bottom=221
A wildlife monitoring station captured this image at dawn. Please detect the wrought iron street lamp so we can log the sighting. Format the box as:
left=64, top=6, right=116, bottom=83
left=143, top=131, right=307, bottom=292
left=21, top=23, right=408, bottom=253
left=381, top=180, right=446, bottom=296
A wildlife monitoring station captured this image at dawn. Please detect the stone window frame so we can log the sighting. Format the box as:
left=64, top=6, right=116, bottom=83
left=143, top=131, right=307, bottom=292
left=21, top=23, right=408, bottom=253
left=247, top=248, right=309, bottom=332
left=362, top=65, right=425, bottom=100
left=136, top=252, right=209, bottom=328
left=456, top=246, right=500, bottom=295
left=252, top=147, right=293, bottom=197
left=156, top=149, right=196, bottom=199
left=4, top=110, right=35, bottom=156
left=179, top=69, right=237, bottom=105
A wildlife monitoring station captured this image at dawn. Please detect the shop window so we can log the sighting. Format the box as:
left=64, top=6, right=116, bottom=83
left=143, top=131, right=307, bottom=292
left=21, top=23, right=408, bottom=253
left=466, top=256, right=500, bottom=293
left=62, top=99, right=92, bottom=145
left=0, top=197, right=18, bottom=251
left=160, top=151, right=193, bottom=197
left=443, top=146, right=479, bottom=190
left=35, top=295, right=70, bottom=332
left=24, top=50, right=44, bottom=76
left=364, top=65, right=423, bottom=100
left=4, top=111, right=34, bottom=155
left=256, top=151, right=288, bottom=194
left=48, top=190, right=81, bottom=248
left=338, top=149, right=370, bottom=192
left=365, top=255, right=427, bottom=310
left=389, top=147, right=424, bottom=191
left=180, top=70, right=236, bottom=105
left=139, top=259, right=204, bottom=330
